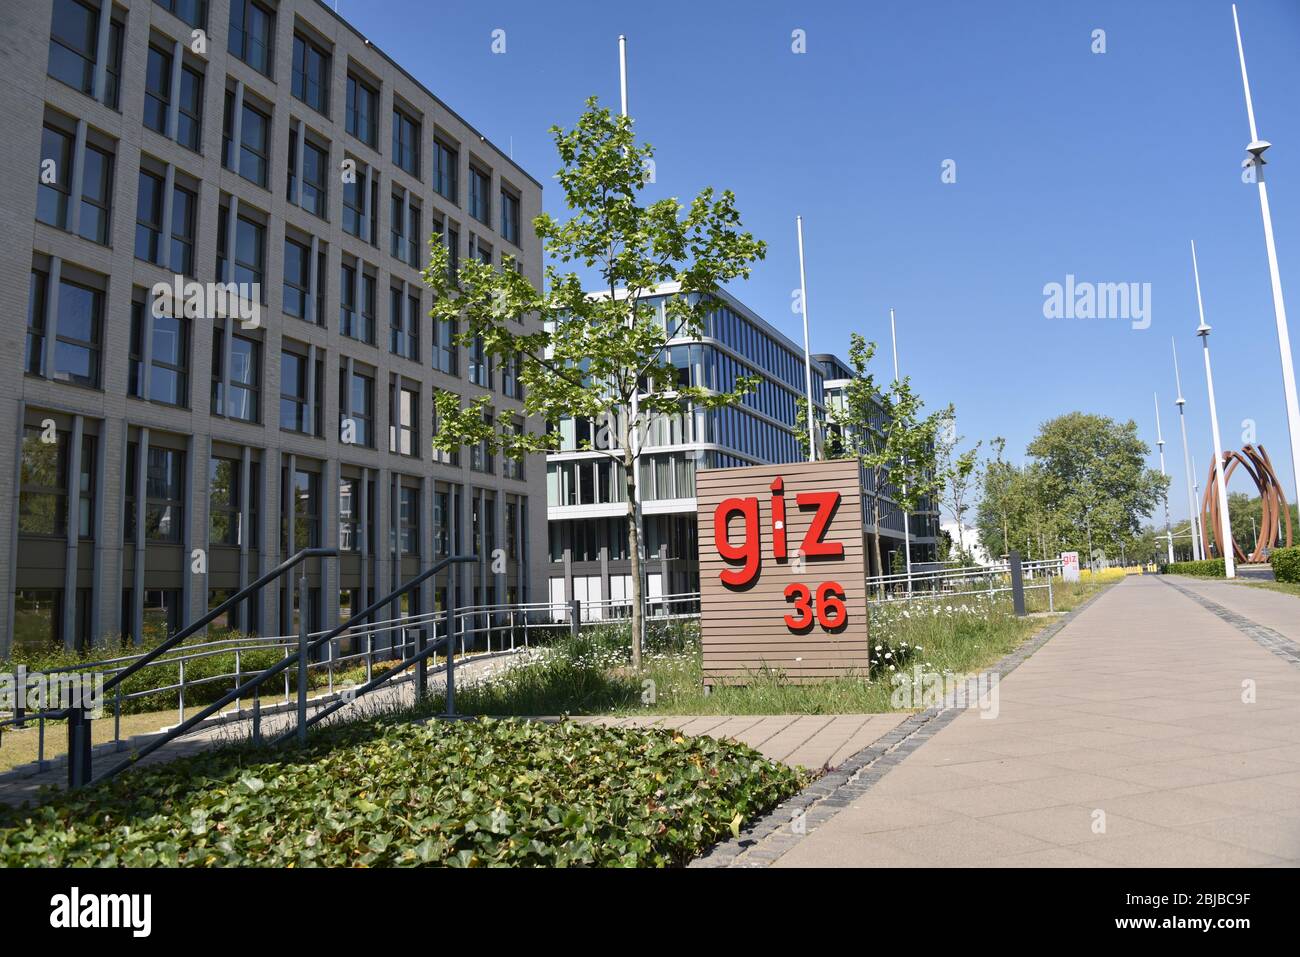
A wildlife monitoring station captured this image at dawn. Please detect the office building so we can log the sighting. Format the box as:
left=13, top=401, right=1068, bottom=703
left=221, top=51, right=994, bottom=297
left=0, top=0, right=547, bottom=654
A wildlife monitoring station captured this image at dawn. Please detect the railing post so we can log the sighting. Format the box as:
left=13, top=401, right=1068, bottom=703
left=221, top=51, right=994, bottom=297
left=252, top=690, right=261, bottom=746
left=1010, top=550, right=1026, bottom=617
left=234, top=648, right=242, bottom=713
left=296, top=574, right=308, bottom=747
left=14, top=665, right=25, bottom=729
left=66, top=704, right=92, bottom=788
left=178, top=657, right=185, bottom=725
left=1047, top=566, right=1055, bottom=613
left=445, top=571, right=457, bottom=717
left=414, top=626, right=427, bottom=702
left=569, top=598, right=581, bottom=638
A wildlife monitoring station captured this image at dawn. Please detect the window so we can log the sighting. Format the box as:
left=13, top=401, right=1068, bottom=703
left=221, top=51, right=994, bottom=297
left=447, top=226, right=460, bottom=280
left=431, top=391, right=459, bottom=466
left=211, top=327, right=260, bottom=421
left=144, top=45, right=172, bottom=134
left=470, top=412, right=493, bottom=473
left=217, top=210, right=265, bottom=288
left=48, top=0, right=121, bottom=106
left=135, top=169, right=165, bottom=263
left=503, top=422, right=525, bottom=480
left=209, top=456, right=255, bottom=546
left=37, top=125, right=73, bottom=229
left=15, top=590, right=63, bottom=652
left=291, top=34, right=330, bottom=115
left=285, top=237, right=316, bottom=319
left=155, top=0, right=207, bottom=29
left=434, top=138, right=458, bottom=201
left=130, top=300, right=189, bottom=406
left=338, top=477, right=360, bottom=551
left=500, top=189, right=520, bottom=245
left=390, top=384, right=417, bottom=455
left=19, top=425, right=67, bottom=537
left=340, top=368, right=374, bottom=448
left=176, top=64, right=203, bottom=151
left=283, top=469, right=321, bottom=550
left=78, top=144, right=113, bottom=244
left=280, top=351, right=310, bottom=433
left=433, top=489, right=451, bottom=555
left=346, top=73, right=378, bottom=147
left=223, top=93, right=269, bottom=187
left=502, top=351, right=523, bottom=400
left=469, top=336, right=490, bottom=388
left=390, top=286, right=419, bottom=361
left=342, top=161, right=376, bottom=241
left=126, top=444, right=185, bottom=542
left=28, top=271, right=102, bottom=388
left=469, top=166, right=490, bottom=225
left=228, top=0, right=274, bottom=76
left=391, top=193, right=421, bottom=266
left=433, top=318, right=458, bottom=376
left=171, top=183, right=196, bottom=275
left=399, top=487, right=419, bottom=553
left=289, top=131, right=328, bottom=217
left=392, top=107, right=420, bottom=176
left=339, top=261, right=376, bottom=343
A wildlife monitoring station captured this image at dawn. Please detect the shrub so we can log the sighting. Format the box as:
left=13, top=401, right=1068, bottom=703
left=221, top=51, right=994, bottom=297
left=0, top=717, right=805, bottom=867
left=1167, top=558, right=1226, bottom=578
left=1271, top=546, right=1300, bottom=584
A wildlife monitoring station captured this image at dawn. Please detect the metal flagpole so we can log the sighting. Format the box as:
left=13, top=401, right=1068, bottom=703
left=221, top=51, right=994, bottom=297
left=1172, top=339, right=1203, bottom=560
left=890, top=308, right=914, bottom=590
left=796, top=215, right=817, bottom=462
left=1233, top=5, right=1300, bottom=521
left=620, top=34, right=647, bottom=663
left=1191, top=240, right=1236, bottom=579
left=1154, top=393, right=1174, bottom=563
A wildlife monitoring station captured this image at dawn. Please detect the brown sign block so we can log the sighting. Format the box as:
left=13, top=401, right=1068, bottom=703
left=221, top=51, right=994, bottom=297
left=695, top=458, right=870, bottom=685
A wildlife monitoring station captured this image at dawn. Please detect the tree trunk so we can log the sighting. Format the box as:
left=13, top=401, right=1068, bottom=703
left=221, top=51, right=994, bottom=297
left=623, top=445, right=643, bottom=672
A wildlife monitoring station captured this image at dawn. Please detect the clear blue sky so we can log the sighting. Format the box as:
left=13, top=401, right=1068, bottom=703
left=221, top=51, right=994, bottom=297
left=333, top=0, right=1300, bottom=522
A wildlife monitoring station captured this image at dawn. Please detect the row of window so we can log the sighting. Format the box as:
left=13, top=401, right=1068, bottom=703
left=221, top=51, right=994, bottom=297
left=47, top=1, right=525, bottom=250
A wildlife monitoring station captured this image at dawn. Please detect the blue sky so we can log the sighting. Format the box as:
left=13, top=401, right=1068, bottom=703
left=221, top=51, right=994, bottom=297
left=333, top=0, right=1300, bottom=521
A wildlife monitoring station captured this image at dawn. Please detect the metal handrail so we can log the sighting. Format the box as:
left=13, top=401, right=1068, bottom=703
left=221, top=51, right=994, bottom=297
left=86, top=553, right=475, bottom=787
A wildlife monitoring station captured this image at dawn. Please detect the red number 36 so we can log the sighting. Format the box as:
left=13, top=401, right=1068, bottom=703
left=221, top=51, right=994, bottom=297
left=783, top=581, right=848, bottom=631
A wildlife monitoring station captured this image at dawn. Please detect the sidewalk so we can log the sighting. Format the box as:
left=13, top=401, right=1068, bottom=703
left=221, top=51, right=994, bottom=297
left=762, top=575, right=1300, bottom=867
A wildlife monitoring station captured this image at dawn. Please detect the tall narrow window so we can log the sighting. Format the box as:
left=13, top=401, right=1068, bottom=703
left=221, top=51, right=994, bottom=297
left=130, top=300, right=189, bottom=406
left=500, top=189, right=520, bottom=245
left=280, top=351, right=310, bottom=433
left=78, top=144, right=113, bottom=245
left=345, top=73, right=377, bottom=147
left=228, top=0, right=274, bottom=76
left=434, top=138, right=458, bottom=201
left=392, top=107, right=420, bottom=176
left=211, top=327, right=260, bottom=421
left=291, top=34, right=330, bottom=115
left=144, top=44, right=172, bottom=134
left=135, top=169, right=165, bottom=263
left=37, top=125, right=74, bottom=229
left=170, top=184, right=196, bottom=276
left=300, top=139, right=327, bottom=217
left=176, top=64, right=203, bottom=151
left=468, top=166, right=490, bottom=225
left=19, top=425, right=68, bottom=537
left=283, top=238, right=311, bottom=320
left=48, top=0, right=102, bottom=97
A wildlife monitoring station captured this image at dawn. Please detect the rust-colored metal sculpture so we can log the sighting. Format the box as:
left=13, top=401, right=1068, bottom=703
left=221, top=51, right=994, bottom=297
left=1200, top=444, right=1294, bottom=562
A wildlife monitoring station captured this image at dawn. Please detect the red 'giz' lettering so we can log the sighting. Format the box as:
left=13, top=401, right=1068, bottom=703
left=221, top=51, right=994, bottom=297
left=796, top=491, right=844, bottom=558
left=715, top=496, right=760, bottom=587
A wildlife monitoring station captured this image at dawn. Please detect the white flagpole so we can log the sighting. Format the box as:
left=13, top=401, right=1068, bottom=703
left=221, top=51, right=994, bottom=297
left=1232, top=6, right=1300, bottom=517
left=1192, top=240, right=1236, bottom=579
left=1172, top=339, right=1202, bottom=560
left=796, top=215, right=817, bottom=462
left=890, top=308, right=914, bottom=588
left=1154, top=393, right=1174, bottom=563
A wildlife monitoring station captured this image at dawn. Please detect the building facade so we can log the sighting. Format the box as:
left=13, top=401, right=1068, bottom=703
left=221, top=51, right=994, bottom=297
left=545, top=284, right=938, bottom=611
left=0, top=0, right=548, bottom=655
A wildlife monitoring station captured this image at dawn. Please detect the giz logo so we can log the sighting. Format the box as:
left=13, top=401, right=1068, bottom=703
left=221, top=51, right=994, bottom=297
left=714, top=477, right=848, bottom=633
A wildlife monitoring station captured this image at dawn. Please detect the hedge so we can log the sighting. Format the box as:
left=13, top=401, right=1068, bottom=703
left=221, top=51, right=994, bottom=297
left=1166, top=558, right=1226, bottom=577
left=1271, top=546, right=1300, bottom=584
left=0, top=717, right=806, bottom=867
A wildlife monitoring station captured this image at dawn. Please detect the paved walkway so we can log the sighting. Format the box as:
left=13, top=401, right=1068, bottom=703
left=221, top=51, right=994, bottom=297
left=575, top=714, right=907, bottom=770
left=760, top=575, right=1300, bottom=867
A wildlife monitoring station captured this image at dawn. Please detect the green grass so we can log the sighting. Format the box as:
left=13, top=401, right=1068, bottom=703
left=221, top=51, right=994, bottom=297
left=1240, top=579, right=1300, bottom=599
left=0, top=716, right=806, bottom=867
left=448, top=579, right=1105, bottom=717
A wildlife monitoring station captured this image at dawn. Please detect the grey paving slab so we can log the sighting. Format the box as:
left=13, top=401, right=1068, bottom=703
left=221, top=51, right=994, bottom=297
left=767, top=576, right=1300, bottom=867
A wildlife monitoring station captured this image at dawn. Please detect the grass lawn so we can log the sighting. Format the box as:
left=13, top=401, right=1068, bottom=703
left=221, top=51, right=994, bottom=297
left=1240, top=579, right=1300, bottom=599
left=448, top=578, right=1112, bottom=718
left=0, top=716, right=806, bottom=867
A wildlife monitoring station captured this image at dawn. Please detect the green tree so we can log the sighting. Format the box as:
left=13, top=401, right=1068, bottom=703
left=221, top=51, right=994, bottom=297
left=799, top=334, right=950, bottom=585
left=935, top=412, right=981, bottom=561
left=423, top=98, right=765, bottom=671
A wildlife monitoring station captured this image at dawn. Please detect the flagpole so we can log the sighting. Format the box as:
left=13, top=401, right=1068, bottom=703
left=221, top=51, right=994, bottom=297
left=1232, top=5, right=1300, bottom=516
left=1192, top=240, right=1236, bottom=579
left=890, top=308, right=914, bottom=588
left=1154, top=392, right=1174, bottom=563
left=796, top=215, right=816, bottom=462
left=1173, top=339, right=1202, bottom=560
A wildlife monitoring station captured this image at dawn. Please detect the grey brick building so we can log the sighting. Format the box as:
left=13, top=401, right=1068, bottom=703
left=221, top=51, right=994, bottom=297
left=0, top=0, right=547, bottom=655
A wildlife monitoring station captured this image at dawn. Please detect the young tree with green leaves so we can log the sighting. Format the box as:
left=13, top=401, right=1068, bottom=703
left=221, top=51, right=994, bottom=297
left=798, top=333, right=950, bottom=587
left=422, top=98, right=765, bottom=671
left=935, top=413, right=981, bottom=563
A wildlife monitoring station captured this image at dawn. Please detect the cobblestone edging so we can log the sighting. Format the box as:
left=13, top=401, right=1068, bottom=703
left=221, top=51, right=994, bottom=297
left=689, top=584, right=1116, bottom=868
left=1159, top=576, right=1300, bottom=669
